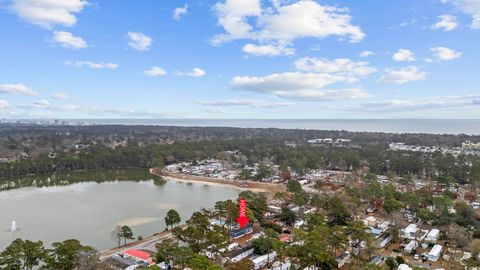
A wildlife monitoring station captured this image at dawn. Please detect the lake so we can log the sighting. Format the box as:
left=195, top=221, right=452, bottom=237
left=0, top=176, right=240, bottom=251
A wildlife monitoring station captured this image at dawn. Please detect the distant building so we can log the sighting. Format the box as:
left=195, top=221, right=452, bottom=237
left=462, top=141, right=480, bottom=149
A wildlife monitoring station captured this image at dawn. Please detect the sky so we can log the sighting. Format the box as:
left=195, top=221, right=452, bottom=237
left=0, top=0, right=480, bottom=119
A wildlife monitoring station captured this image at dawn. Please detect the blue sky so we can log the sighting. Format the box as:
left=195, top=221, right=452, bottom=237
left=0, top=0, right=479, bottom=119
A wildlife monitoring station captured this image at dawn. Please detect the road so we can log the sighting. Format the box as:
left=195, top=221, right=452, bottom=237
left=98, top=229, right=176, bottom=260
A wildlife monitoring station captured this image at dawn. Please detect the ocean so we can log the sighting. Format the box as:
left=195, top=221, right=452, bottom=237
left=66, top=119, right=480, bottom=135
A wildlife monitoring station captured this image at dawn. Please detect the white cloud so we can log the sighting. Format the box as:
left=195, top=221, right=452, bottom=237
left=352, top=94, right=480, bottom=112
left=197, top=99, right=295, bottom=108
left=51, top=92, right=70, bottom=100
left=178, top=68, right=206, bottom=78
left=20, top=99, right=79, bottom=111
left=379, top=66, right=427, bottom=84
left=242, top=43, right=295, bottom=56
left=34, top=99, right=50, bottom=107
left=258, top=1, right=365, bottom=43
left=0, top=100, right=10, bottom=109
left=0, top=83, right=37, bottom=96
left=52, top=31, right=88, bottom=49
left=359, top=51, right=374, bottom=58
left=431, top=15, right=459, bottom=31
left=441, top=0, right=480, bottom=29
left=127, top=32, right=153, bottom=51
left=10, top=0, right=88, bottom=28
left=212, top=0, right=261, bottom=44
left=430, top=46, right=462, bottom=61
left=293, top=57, right=376, bottom=78
left=212, top=0, right=364, bottom=45
left=205, top=108, right=227, bottom=114
left=393, top=49, right=416, bottom=62
left=65, top=61, right=119, bottom=69
left=144, top=66, right=167, bottom=77
left=231, top=72, right=369, bottom=101
left=173, top=4, right=188, bottom=20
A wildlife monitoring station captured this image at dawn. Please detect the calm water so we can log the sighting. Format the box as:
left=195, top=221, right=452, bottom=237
left=68, top=119, right=480, bottom=135
left=0, top=180, right=240, bottom=251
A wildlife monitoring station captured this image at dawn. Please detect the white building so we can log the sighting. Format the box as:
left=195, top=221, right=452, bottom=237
left=398, top=264, right=412, bottom=270
left=425, top=229, right=440, bottom=243
left=428, top=244, right=443, bottom=262
left=401, top=224, right=428, bottom=241
left=270, top=260, right=292, bottom=270
left=404, top=240, right=418, bottom=254
left=252, top=251, right=277, bottom=270
left=335, top=252, right=351, bottom=268
left=228, top=246, right=254, bottom=263
left=268, top=205, right=282, bottom=213
left=377, top=233, right=392, bottom=248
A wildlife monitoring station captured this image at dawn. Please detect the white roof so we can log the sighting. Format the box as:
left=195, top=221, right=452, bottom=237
left=398, top=264, right=412, bottom=270
left=405, top=240, right=417, bottom=250
left=427, top=229, right=440, bottom=238
left=405, top=224, right=417, bottom=232
left=252, top=251, right=277, bottom=264
left=429, top=244, right=443, bottom=256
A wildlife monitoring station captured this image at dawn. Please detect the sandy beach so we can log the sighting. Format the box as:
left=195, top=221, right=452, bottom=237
left=150, top=168, right=285, bottom=197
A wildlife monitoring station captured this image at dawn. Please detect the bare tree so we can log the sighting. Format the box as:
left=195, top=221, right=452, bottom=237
left=77, top=248, right=99, bottom=270
left=111, top=225, right=122, bottom=247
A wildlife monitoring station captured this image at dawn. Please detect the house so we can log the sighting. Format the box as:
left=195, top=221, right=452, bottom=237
left=270, top=260, right=292, bottom=270
left=404, top=240, right=417, bottom=254
left=228, top=246, right=254, bottom=263
left=298, top=180, right=309, bottom=185
left=363, top=216, right=377, bottom=227
left=425, top=229, right=440, bottom=243
left=107, top=255, right=148, bottom=270
left=377, top=233, right=392, bottom=248
left=368, top=255, right=385, bottom=265
left=268, top=205, right=282, bottom=213
left=471, top=202, right=480, bottom=209
left=377, top=221, right=390, bottom=233
left=226, top=242, right=239, bottom=252
left=401, top=224, right=428, bottom=241
left=335, top=252, right=351, bottom=268
left=248, top=232, right=264, bottom=242
left=371, top=227, right=383, bottom=237
left=289, top=206, right=300, bottom=213
left=230, top=225, right=253, bottom=239
left=428, top=245, right=442, bottom=262
left=398, top=264, right=412, bottom=270
left=279, top=234, right=292, bottom=243
left=251, top=251, right=277, bottom=270
left=123, top=249, right=153, bottom=264
left=294, top=220, right=305, bottom=228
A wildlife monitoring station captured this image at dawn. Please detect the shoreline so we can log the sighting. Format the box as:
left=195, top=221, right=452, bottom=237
left=150, top=168, right=285, bottom=196
left=98, top=168, right=283, bottom=257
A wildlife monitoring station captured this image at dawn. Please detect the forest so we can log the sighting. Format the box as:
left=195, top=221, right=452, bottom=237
left=1, top=127, right=479, bottom=186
